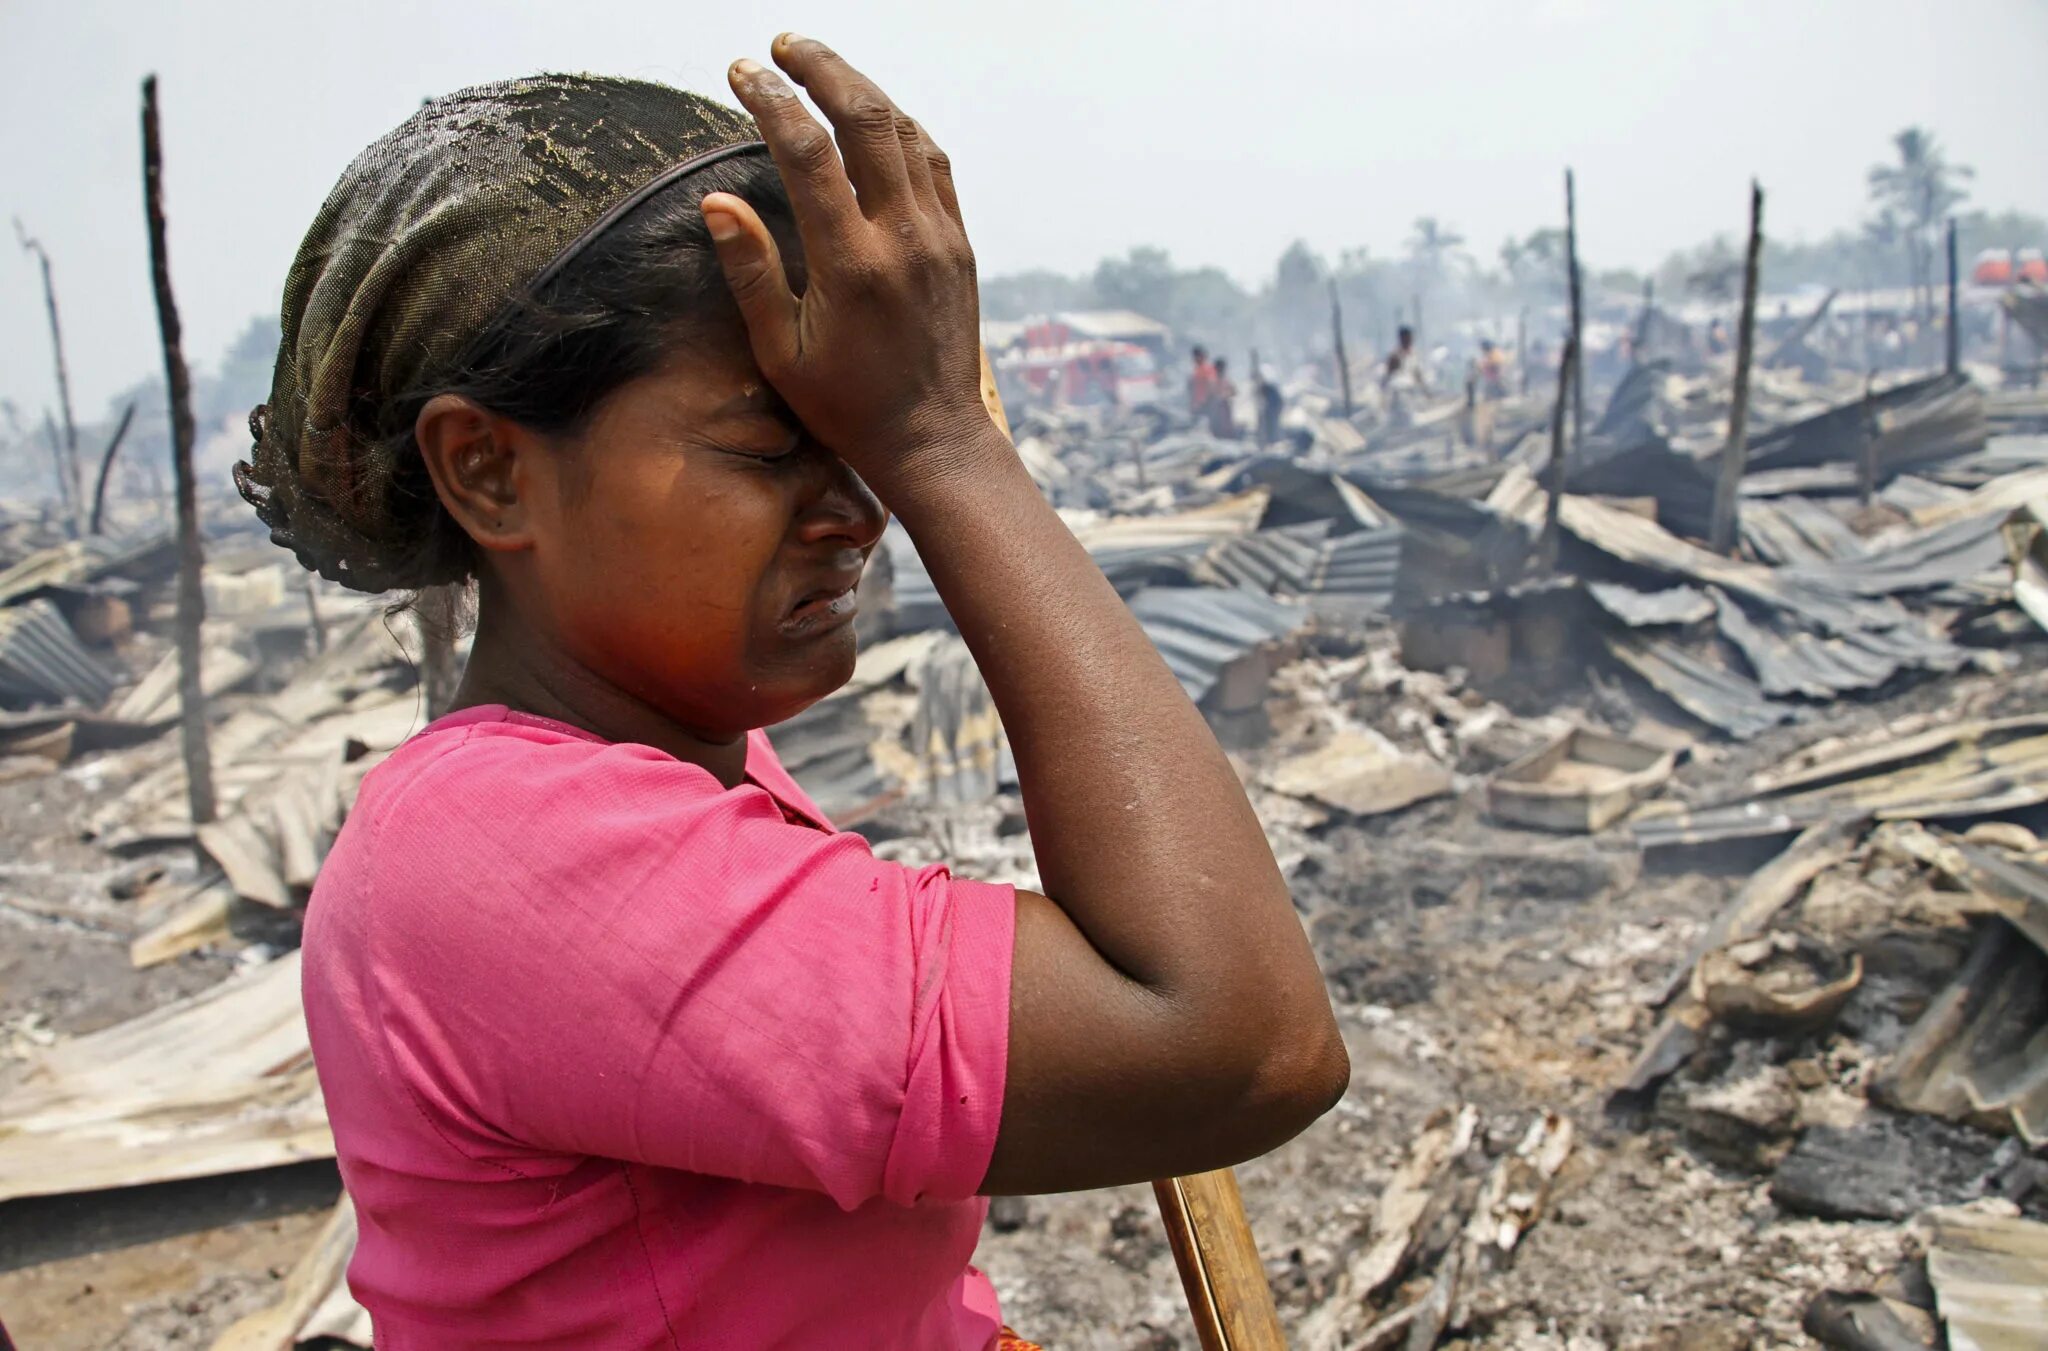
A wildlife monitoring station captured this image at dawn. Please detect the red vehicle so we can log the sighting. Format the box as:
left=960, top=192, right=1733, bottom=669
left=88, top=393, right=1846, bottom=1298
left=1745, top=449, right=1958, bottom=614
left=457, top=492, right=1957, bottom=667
left=1000, top=322, right=1162, bottom=407
left=1971, top=247, right=2047, bottom=286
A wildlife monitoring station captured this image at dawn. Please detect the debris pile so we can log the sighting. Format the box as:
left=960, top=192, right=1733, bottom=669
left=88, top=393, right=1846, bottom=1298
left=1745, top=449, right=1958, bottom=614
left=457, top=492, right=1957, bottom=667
left=3, top=355, right=2047, bottom=1348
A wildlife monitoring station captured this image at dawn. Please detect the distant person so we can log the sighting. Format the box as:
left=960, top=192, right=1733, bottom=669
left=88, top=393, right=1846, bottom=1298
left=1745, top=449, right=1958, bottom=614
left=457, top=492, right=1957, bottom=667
left=1188, top=344, right=1218, bottom=421
left=1380, top=325, right=1429, bottom=427
left=1706, top=318, right=1729, bottom=356
left=1478, top=339, right=1508, bottom=400
left=1209, top=357, right=1239, bottom=438
left=1257, top=372, right=1284, bottom=448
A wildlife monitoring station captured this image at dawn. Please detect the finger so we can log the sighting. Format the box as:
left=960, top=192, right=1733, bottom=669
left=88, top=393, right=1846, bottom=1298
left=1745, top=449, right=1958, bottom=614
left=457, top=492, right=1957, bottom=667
left=726, top=58, right=858, bottom=256
left=896, top=115, right=939, bottom=215
left=770, top=33, right=911, bottom=218
left=700, top=192, right=801, bottom=375
left=918, top=123, right=963, bottom=228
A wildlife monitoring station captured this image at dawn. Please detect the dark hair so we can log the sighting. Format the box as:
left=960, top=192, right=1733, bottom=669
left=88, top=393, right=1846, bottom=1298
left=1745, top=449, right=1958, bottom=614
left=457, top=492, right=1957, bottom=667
left=1397, top=325, right=1415, bottom=344
left=1191, top=345, right=1207, bottom=359
left=365, top=150, right=792, bottom=589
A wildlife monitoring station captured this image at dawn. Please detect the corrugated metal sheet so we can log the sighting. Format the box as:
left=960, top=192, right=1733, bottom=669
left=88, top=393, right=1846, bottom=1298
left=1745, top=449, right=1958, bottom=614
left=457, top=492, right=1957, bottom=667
left=1747, top=372, right=1988, bottom=476
left=1924, top=1205, right=2048, bottom=1351
left=1586, top=582, right=1714, bottom=627
left=766, top=693, right=898, bottom=825
left=0, top=599, right=117, bottom=708
left=1740, top=496, right=1867, bottom=567
left=1126, top=586, right=1308, bottom=704
left=0, top=532, right=175, bottom=607
left=1603, top=630, right=1794, bottom=740
left=1632, top=715, right=2048, bottom=847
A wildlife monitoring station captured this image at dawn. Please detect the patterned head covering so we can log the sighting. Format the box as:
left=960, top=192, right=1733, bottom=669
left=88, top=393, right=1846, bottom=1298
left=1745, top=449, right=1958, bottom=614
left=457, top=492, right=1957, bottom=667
left=237, top=74, right=764, bottom=592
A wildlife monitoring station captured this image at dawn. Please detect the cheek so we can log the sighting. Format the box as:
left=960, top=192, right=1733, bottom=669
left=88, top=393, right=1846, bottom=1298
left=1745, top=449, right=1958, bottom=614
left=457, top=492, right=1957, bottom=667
left=547, top=454, right=790, bottom=641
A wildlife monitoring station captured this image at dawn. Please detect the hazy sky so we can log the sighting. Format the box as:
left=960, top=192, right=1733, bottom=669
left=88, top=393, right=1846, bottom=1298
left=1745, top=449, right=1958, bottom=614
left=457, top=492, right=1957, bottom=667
left=4, top=0, right=2044, bottom=417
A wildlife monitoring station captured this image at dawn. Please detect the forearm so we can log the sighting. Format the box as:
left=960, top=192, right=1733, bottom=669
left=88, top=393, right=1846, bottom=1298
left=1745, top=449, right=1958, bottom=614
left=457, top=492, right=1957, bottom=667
left=890, top=433, right=1315, bottom=1009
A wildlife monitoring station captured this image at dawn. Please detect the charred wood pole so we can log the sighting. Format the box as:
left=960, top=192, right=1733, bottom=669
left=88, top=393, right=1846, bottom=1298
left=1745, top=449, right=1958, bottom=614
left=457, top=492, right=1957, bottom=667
left=1329, top=281, right=1355, bottom=418
left=142, top=74, right=217, bottom=827
left=1564, top=169, right=1584, bottom=466
left=1709, top=180, right=1765, bottom=556
left=1517, top=307, right=1529, bottom=397
left=41, top=413, right=77, bottom=527
left=1632, top=278, right=1655, bottom=358
left=1945, top=216, right=1960, bottom=376
left=417, top=586, right=462, bottom=721
left=87, top=402, right=138, bottom=535
left=302, top=573, right=328, bottom=655
left=1539, top=336, right=1577, bottom=577
left=16, top=222, right=85, bottom=536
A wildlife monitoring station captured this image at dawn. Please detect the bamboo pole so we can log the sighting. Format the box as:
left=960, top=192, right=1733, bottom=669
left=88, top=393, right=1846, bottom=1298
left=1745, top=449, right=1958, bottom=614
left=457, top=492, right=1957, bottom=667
left=88, top=402, right=138, bottom=535
left=417, top=586, right=462, bottom=721
left=1944, top=217, right=1959, bottom=376
left=142, top=74, right=217, bottom=827
left=16, top=221, right=85, bottom=536
left=1708, top=180, right=1764, bottom=556
left=1564, top=169, right=1584, bottom=466
left=1330, top=281, right=1354, bottom=419
left=976, top=345, right=1285, bottom=1350
left=1539, top=336, right=1576, bottom=577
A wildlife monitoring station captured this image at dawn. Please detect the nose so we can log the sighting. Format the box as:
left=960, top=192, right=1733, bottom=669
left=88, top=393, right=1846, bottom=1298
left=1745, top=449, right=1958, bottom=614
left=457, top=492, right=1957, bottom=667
left=794, top=449, right=887, bottom=550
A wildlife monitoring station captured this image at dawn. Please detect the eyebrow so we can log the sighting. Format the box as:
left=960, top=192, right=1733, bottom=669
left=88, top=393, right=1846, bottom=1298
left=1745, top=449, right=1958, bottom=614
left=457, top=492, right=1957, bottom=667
left=705, top=383, right=796, bottom=423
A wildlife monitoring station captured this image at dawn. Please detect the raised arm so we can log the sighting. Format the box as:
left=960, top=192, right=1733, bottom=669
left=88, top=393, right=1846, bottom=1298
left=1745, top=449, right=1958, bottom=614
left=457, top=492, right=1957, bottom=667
left=703, top=34, right=1346, bottom=1194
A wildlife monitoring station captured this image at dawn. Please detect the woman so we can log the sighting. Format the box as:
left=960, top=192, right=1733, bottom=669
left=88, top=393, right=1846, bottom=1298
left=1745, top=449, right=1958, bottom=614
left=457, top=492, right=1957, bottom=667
left=243, top=35, right=1345, bottom=1349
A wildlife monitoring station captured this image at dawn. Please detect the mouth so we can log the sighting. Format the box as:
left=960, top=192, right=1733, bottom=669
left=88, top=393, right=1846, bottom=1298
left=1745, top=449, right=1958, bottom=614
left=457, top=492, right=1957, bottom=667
left=782, top=582, right=860, bottom=635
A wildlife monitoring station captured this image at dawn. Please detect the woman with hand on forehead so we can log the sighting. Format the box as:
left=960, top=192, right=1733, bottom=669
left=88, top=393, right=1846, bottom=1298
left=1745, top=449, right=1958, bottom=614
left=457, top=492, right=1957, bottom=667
left=247, top=33, right=1346, bottom=1349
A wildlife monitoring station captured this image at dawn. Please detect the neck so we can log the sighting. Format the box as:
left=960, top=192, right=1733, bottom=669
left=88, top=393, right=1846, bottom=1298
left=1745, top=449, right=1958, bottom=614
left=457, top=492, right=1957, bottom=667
left=450, top=580, right=750, bottom=788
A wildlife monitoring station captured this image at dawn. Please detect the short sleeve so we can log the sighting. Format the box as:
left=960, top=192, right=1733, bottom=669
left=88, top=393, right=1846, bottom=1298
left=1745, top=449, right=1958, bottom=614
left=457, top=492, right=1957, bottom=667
left=358, top=730, right=1015, bottom=1211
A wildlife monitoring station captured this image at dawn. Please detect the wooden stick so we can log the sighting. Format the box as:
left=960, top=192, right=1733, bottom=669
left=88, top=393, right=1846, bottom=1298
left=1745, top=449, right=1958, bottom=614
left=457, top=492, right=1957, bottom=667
left=88, top=401, right=138, bottom=535
left=1708, top=180, right=1764, bottom=556
left=1944, top=216, right=1959, bottom=376
left=1539, top=336, right=1577, bottom=578
left=1154, top=1172, right=1287, bottom=1350
left=143, top=73, right=217, bottom=827
left=975, top=345, right=1286, bottom=1350
left=1330, top=281, right=1355, bottom=418
left=1564, top=168, right=1584, bottom=467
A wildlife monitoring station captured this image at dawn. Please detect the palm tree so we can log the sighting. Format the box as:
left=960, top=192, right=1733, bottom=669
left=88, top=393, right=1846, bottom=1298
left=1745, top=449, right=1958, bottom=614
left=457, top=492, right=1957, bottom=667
left=1868, top=127, right=1973, bottom=328
left=1407, top=217, right=1467, bottom=316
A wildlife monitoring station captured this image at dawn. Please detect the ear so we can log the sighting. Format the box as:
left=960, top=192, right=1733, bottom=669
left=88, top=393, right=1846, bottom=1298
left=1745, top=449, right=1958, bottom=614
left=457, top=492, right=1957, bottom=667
left=415, top=394, right=537, bottom=557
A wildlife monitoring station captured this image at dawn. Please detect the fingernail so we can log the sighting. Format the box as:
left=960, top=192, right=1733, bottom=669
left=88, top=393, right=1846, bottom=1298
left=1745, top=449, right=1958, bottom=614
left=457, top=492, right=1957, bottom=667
left=705, top=211, right=740, bottom=242
left=733, top=58, right=764, bottom=77
left=777, top=31, right=806, bottom=47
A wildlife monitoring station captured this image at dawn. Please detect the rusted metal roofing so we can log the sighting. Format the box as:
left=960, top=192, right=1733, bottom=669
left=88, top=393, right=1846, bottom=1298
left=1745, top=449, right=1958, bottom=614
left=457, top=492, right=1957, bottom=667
left=0, top=599, right=117, bottom=708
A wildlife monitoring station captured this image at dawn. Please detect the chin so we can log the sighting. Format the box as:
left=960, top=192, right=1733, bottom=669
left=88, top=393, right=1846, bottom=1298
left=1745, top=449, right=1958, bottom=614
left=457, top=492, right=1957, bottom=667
left=755, top=635, right=859, bottom=730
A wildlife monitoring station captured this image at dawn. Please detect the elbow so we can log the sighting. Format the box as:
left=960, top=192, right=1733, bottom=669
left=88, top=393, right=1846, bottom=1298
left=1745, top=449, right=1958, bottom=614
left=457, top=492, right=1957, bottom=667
left=1266, top=1008, right=1351, bottom=1138
left=1206, top=1001, right=1350, bottom=1161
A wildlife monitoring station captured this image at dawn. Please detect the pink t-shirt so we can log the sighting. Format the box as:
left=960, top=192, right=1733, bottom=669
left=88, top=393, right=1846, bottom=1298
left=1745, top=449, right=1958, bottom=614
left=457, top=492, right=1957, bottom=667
left=302, top=706, right=1016, bottom=1349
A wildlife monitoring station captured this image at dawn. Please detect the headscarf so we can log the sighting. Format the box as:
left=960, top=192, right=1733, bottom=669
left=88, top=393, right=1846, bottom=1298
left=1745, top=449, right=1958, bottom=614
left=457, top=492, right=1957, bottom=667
left=237, top=74, right=764, bottom=592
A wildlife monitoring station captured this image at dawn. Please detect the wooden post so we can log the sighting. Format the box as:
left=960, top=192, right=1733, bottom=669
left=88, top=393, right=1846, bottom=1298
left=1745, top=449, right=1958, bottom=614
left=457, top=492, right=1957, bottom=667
left=417, top=586, right=462, bottom=721
left=1565, top=169, right=1584, bottom=466
left=1709, top=180, right=1764, bottom=556
left=1154, top=1172, right=1287, bottom=1351
left=42, top=412, right=77, bottom=527
left=143, top=74, right=216, bottom=827
left=1329, top=281, right=1355, bottom=418
left=1633, top=278, right=1655, bottom=357
left=1945, top=217, right=1960, bottom=375
left=1857, top=375, right=1878, bottom=510
left=16, top=223, right=85, bottom=536
left=302, top=573, right=328, bottom=655
left=87, top=402, right=138, bottom=535
left=1539, top=336, right=1577, bottom=577
left=1517, top=307, right=1529, bottom=397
